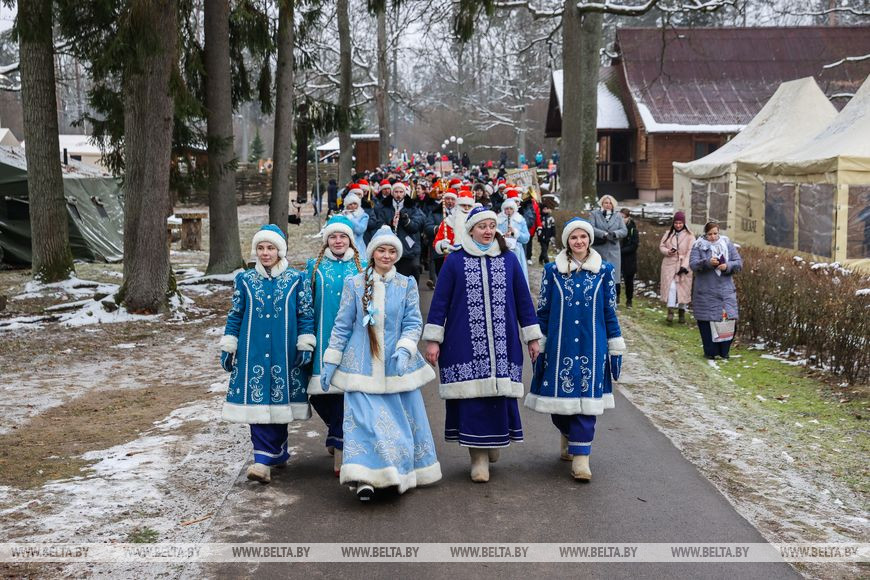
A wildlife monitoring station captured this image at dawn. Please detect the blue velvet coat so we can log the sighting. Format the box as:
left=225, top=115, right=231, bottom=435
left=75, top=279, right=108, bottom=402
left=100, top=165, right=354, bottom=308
left=423, top=238, right=543, bottom=400
left=525, top=249, right=626, bottom=416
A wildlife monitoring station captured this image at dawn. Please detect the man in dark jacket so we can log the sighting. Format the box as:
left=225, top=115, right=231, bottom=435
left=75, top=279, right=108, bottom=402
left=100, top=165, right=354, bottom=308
left=327, top=179, right=339, bottom=213
left=619, top=207, right=639, bottom=307
left=371, top=183, right=425, bottom=281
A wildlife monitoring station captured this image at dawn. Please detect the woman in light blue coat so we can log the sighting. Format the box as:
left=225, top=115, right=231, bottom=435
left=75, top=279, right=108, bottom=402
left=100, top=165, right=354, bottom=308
left=219, top=224, right=316, bottom=485
left=320, top=225, right=441, bottom=501
left=306, top=216, right=365, bottom=475
left=497, top=197, right=530, bottom=282
left=341, top=189, right=369, bottom=252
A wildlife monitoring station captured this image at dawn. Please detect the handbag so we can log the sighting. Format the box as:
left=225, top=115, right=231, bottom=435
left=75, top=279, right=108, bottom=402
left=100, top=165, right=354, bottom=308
left=710, top=319, right=735, bottom=343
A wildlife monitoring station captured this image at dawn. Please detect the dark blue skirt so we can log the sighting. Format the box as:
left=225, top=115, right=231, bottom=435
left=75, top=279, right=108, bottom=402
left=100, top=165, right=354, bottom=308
left=445, top=397, right=524, bottom=448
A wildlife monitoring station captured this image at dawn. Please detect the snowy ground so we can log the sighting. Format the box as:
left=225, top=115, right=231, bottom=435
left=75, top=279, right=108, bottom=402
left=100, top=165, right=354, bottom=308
left=0, top=206, right=866, bottom=578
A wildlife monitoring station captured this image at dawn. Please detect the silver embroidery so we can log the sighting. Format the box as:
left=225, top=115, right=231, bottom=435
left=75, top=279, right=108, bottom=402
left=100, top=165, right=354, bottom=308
left=249, top=365, right=265, bottom=403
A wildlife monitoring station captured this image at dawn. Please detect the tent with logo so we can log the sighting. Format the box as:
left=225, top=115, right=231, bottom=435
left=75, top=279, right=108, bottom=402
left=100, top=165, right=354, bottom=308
left=0, top=145, right=124, bottom=265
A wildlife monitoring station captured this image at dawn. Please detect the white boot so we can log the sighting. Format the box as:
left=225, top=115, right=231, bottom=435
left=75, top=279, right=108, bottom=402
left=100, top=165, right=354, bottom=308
left=333, top=449, right=343, bottom=477
left=488, top=448, right=500, bottom=463
left=560, top=434, right=573, bottom=461
left=571, top=455, right=591, bottom=481
left=356, top=483, right=374, bottom=501
left=469, top=448, right=490, bottom=483
left=246, top=463, right=271, bottom=484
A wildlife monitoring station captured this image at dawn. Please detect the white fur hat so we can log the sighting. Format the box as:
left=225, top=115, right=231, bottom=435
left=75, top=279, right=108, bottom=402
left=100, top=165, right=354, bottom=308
left=464, top=205, right=498, bottom=232
left=251, top=224, right=288, bottom=258
left=501, top=198, right=518, bottom=212
left=366, top=225, right=403, bottom=260
left=343, top=192, right=361, bottom=208
left=321, top=216, right=355, bottom=243
left=562, top=217, right=595, bottom=247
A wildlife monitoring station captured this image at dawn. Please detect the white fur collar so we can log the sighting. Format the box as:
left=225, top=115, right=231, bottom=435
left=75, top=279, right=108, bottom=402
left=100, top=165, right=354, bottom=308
left=371, top=266, right=397, bottom=283
left=255, top=257, right=289, bottom=278
left=325, top=247, right=356, bottom=262
left=461, top=236, right=502, bottom=257
left=555, top=248, right=602, bottom=274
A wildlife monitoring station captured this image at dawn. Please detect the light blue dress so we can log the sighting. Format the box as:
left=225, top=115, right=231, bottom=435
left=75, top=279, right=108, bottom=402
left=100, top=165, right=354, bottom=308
left=344, top=208, right=369, bottom=254
left=323, top=267, right=441, bottom=492
left=497, top=212, right=530, bottom=282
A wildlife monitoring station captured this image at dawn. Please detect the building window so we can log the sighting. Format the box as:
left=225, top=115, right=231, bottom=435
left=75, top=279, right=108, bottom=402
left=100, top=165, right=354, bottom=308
left=693, top=140, right=719, bottom=160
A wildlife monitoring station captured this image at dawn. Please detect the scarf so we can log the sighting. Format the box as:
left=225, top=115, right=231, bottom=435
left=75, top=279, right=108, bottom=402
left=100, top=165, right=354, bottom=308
left=474, top=239, right=494, bottom=252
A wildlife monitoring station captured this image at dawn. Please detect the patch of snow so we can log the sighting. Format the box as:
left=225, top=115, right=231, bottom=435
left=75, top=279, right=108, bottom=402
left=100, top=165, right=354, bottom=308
left=59, top=300, right=160, bottom=327
left=781, top=451, right=796, bottom=463
left=110, top=343, right=140, bottom=350
left=760, top=354, right=807, bottom=367
left=635, top=102, right=745, bottom=134
left=305, top=431, right=319, bottom=438
left=755, top=394, right=767, bottom=402
left=856, top=288, right=870, bottom=296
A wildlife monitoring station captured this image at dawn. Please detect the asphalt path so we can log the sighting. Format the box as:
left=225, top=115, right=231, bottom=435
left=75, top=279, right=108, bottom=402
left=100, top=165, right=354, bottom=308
left=201, top=285, right=799, bottom=580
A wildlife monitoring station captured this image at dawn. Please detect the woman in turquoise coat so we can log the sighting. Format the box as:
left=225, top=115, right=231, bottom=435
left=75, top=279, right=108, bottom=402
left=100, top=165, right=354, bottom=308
left=219, top=224, right=316, bottom=484
left=525, top=218, right=625, bottom=482
left=321, top=226, right=441, bottom=501
left=306, top=216, right=365, bottom=475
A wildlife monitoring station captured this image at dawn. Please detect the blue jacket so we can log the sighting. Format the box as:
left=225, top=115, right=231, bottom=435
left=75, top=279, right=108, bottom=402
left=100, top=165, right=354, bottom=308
left=689, top=236, right=742, bottom=321
left=497, top=211, right=530, bottom=282
left=342, top=208, right=369, bottom=254
left=220, top=262, right=315, bottom=423
left=526, top=249, right=625, bottom=416
left=423, top=237, right=543, bottom=400
left=305, top=248, right=365, bottom=394
left=323, top=267, right=435, bottom=393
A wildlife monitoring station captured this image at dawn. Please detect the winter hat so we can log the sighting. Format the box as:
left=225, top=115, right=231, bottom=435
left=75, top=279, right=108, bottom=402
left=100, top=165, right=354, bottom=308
left=366, top=225, right=403, bottom=260
left=392, top=182, right=408, bottom=195
left=448, top=178, right=462, bottom=188
left=673, top=211, right=686, bottom=222
left=505, top=187, right=520, bottom=199
left=562, top=217, right=595, bottom=247
left=343, top=192, right=362, bottom=208
left=457, top=189, right=476, bottom=207
left=442, top=188, right=458, bottom=200
left=501, top=198, right=518, bottom=212
left=252, top=224, right=288, bottom=258
left=379, top=179, right=392, bottom=191
left=321, top=215, right=354, bottom=242
left=464, top=205, right=497, bottom=232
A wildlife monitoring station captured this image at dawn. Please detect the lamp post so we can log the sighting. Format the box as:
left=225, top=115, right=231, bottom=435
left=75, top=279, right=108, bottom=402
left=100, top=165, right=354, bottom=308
left=457, top=137, right=464, bottom=160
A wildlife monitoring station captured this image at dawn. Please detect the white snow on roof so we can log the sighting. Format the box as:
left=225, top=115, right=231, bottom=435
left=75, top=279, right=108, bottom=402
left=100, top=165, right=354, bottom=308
left=316, top=137, right=339, bottom=151
left=0, top=145, right=111, bottom=178
left=636, top=102, right=745, bottom=134
left=57, top=134, right=102, bottom=155
left=552, top=69, right=630, bottom=131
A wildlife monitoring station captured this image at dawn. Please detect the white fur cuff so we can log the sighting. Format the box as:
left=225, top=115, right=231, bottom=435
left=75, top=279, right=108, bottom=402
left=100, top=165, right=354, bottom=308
left=220, top=334, right=238, bottom=354
left=296, top=334, right=316, bottom=352
left=538, top=336, right=546, bottom=351
left=323, top=348, right=343, bottom=366
left=396, top=337, right=419, bottom=354
left=608, top=335, right=627, bottom=355
left=422, top=324, right=445, bottom=343
left=520, top=324, right=544, bottom=344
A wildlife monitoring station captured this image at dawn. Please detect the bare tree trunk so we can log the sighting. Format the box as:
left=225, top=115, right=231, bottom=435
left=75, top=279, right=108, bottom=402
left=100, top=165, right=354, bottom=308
left=204, top=0, right=244, bottom=274
left=296, top=101, right=308, bottom=205
left=270, top=0, right=295, bottom=234
left=579, top=13, right=603, bottom=207
left=120, top=0, right=178, bottom=313
left=560, top=1, right=583, bottom=210
left=18, top=0, right=74, bottom=282
left=376, top=5, right=390, bottom=164
left=337, top=0, right=353, bottom=185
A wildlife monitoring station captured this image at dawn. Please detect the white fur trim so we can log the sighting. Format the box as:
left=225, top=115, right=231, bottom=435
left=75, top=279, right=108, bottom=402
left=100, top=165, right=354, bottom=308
left=608, top=336, right=626, bottom=355
left=366, top=226, right=404, bottom=260
left=501, top=199, right=518, bottom=212
left=562, top=220, right=595, bottom=247
left=442, top=191, right=457, bottom=200
left=464, top=209, right=497, bottom=232
left=344, top=192, right=361, bottom=207
left=321, top=222, right=354, bottom=242
left=396, top=337, right=419, bottom=354
left=554, top=248, right=602, bottom=275
left=255, top=257, right=288, bottom=278
left=538, top=336, right=546, bottom=351
left=523, top=392, right=614, bottom=416
left=373, top=266, right=396, bottom=283
left=439, top=377, right=524, bottom=400
left=422, top=324, right=445, bottom=343
left=456, top=195, right=476, bottom=207
left=220, top=334, right=238, bottom=354
left=251, top=229, right=287, bottom=258
left=460, top=236, right=502, bottom=257
left=323, top=347, right=343, bottom=366
left=324, top=247, right=356, bottom=262
left=296, top=333, right=316, bottom=352
left=307, top=375, right=343, bottom=395
left=435, top=239, right=453, bottom=255
left=331, top=363, right=436, bottom=394
left=520, top=324, right=544, bottom=344
left=221, top=401, right=312, bottom=423
left=340, top=460, right=442, bottom=493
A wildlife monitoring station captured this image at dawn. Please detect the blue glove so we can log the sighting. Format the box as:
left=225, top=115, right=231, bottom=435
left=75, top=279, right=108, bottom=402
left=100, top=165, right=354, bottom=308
left=391, top=347, right=411, bottom=377
left=609, top=354, right=622, bottom=382
left=320, top=363, right=338, bottom=392
left=294, top=350, right=312, bottom=368
left=220, top=351, right=235, bottom=372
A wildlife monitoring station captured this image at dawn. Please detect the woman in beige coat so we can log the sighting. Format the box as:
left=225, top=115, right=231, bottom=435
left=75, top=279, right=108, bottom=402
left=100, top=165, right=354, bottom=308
left=659, top=211, right=694, bottom=324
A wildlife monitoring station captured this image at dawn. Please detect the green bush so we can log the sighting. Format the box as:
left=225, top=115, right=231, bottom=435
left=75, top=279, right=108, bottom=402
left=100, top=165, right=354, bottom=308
left=633, top=218, right=870, bottom=383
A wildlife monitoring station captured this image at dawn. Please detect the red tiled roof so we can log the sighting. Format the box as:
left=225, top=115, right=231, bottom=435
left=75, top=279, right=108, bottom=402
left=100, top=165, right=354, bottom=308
left=615, top=26, right=870, bottom=132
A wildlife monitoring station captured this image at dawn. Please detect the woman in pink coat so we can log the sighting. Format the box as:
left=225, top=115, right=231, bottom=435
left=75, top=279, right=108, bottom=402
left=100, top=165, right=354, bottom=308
left=659, top=211, right=694, bottom=324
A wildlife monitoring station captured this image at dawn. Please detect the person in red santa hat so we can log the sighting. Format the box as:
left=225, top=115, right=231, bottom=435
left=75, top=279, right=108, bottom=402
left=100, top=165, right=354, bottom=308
left=433, top=188, right=476, bottom=259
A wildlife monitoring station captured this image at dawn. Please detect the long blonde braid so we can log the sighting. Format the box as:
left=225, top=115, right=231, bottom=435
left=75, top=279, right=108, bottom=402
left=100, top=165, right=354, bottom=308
left=361, top=264, right=380, bottom=360
left=309, top=245, right=328, bottom=295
